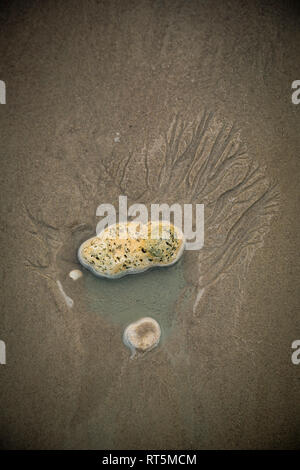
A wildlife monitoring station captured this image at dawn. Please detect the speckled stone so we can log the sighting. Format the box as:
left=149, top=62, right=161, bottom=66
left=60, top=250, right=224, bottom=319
left=78, top=221, right=185, bottom=279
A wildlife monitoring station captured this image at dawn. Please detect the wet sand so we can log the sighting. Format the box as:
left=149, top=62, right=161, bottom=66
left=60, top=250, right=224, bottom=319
left=0, top=0, right=300, bottom=449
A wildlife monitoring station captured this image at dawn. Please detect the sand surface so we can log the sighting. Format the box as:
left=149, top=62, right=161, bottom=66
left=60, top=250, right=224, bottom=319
left=0, top=0, right=299, bottom=449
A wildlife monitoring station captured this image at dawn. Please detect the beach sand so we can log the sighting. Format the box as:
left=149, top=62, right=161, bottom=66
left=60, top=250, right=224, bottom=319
left=0, top=0, right=299, bottom=449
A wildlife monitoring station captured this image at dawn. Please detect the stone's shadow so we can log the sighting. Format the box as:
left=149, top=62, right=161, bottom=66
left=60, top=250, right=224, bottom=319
left=82, top=258, right=186, bottom=331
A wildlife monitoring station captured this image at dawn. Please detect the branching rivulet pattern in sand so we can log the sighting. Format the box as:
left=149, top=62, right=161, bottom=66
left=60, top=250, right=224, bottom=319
left=24, top=111, right=280, bottom=315
left=99, top=111, right=279, bottom=291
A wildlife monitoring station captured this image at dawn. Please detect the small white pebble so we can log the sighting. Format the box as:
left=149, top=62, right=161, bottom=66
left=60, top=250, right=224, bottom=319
left=114, top=132, right=121, bottom=143
left=69, top=269, right=82, bottom=281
